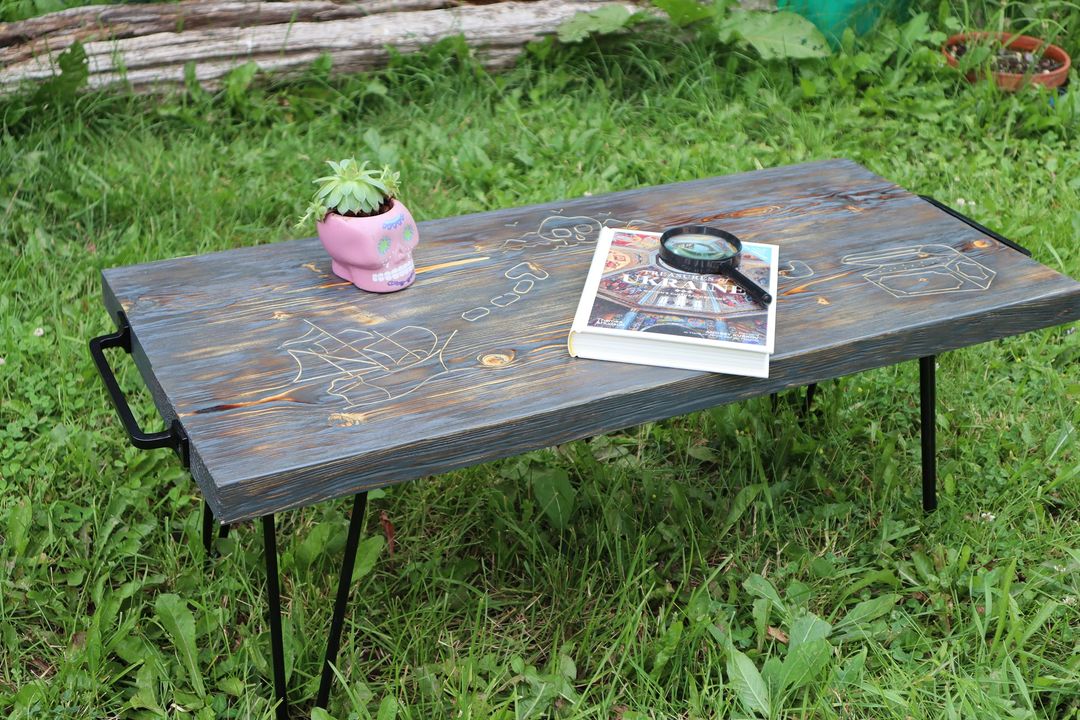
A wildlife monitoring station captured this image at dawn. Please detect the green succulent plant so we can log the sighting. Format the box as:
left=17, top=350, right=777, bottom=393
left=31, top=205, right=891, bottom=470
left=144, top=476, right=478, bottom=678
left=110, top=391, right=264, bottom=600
left=297, top=158, right=401, bottom=227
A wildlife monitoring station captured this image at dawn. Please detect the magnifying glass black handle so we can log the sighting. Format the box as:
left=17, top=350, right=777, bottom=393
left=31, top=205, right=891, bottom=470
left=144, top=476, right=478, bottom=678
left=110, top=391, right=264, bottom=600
left=724, top=266, right=773, bottom=306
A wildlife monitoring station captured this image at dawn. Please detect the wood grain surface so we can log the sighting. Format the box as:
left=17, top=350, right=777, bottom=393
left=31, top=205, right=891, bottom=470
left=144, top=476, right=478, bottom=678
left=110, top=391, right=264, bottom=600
left=99, top=159, right=1080, bottom=523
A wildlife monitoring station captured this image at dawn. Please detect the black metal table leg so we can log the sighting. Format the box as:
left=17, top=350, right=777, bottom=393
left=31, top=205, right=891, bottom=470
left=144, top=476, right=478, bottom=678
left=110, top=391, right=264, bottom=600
left=263, top=514, right=289, bottom=720
left=255, top=495, right=371, bottom=714
left=202, top=500, right=231, bottom=556
left=919, top=356, right=937, bottom=512
left=770, top=382, right=818, bottom=417
left=804, top=382, right=817, bottom=415
left=203, top=501, right=215, bottom=556
left=316, top=492, right=369, bottom=708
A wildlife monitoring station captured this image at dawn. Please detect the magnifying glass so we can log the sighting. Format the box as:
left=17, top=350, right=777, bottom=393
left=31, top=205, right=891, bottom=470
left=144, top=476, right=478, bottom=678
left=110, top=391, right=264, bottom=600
left=658, top=225, right=773, bottom=306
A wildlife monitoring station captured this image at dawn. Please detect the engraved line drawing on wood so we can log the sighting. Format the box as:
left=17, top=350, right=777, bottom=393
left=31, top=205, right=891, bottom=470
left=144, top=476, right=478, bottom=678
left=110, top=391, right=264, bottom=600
left=841, top=244, right=995, bottom=298
left=466, top=212, right=646, bottom=322
left=462, top=261, right=550, bottom=322
left=778, top=260, right=814, bottom=281
left=282, top=320, right=457, bottom=408
left=500, top=214, right=645, bottom=252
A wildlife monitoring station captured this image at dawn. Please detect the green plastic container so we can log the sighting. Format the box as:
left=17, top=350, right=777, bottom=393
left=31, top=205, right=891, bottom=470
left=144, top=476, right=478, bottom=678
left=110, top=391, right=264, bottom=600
left=779, top=0, right=909, bottom=43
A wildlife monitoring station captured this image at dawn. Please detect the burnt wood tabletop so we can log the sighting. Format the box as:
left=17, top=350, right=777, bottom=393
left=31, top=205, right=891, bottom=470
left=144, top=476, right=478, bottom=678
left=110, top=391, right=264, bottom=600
left=100, top=159, right=1080, bottom=523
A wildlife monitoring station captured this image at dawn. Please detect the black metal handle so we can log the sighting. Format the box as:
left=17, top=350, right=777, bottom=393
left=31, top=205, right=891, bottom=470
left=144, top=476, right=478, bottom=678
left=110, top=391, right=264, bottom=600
left=725, top=266, right=773, bottom=306
left=919, top=195, right=1031, bottom=257
left=89, top=311, right=189, bottom=466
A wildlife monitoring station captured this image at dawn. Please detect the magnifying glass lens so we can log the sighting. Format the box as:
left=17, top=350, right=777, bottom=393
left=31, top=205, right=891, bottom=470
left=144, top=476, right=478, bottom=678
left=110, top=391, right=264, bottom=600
left=665, top=233, right=739, bottom=261
left=658, top=225, right=773, bottom=306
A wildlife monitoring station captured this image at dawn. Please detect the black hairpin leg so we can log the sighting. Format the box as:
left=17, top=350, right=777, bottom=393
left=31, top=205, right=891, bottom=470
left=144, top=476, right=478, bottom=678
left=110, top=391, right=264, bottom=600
left=259, top=494, right=370, bottom=716
left=263, top=514, right=289, bottom=720
left=316, top=492, right=369, bottom=708
left=919, top=356, right=937, bottom=512
left=804, top=383, right=817, bottom=415
left=203, top=501, right=215, bottom=556
left=769, top=383, right=818, bottom=416
left=202, top=500, right=231, bottom=556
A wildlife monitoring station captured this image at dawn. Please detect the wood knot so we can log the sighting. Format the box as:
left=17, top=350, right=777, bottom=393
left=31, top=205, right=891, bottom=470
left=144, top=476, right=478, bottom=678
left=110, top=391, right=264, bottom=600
left=479, top=350, right=516, bottom=367
left=330, top=412, right=366, bottom=427
left=351, top=311, right=383, bottom=325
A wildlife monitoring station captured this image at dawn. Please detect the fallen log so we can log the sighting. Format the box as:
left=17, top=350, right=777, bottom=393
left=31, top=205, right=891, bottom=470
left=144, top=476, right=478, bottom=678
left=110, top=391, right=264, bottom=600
left=0, top=0, right=635, bottom=94
left=0, top=1, right=454, bottom=66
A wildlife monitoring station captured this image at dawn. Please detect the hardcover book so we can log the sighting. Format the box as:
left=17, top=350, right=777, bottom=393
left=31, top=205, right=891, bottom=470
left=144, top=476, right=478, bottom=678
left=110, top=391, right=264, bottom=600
left=568, top=227, right=778, bottom=377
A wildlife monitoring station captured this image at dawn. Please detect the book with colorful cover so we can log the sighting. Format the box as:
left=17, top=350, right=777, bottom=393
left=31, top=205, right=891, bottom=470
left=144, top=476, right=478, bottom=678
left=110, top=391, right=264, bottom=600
left=568, top=227, right=778, bottom=377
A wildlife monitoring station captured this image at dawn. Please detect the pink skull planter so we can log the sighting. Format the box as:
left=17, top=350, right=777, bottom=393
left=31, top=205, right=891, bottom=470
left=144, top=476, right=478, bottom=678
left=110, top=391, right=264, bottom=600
left=317, top=200, right=419, bottom=292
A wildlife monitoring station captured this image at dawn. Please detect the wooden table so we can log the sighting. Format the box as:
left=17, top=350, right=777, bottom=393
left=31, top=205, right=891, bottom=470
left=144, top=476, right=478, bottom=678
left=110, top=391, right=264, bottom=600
left=90, top=159, right=1080, bottom=717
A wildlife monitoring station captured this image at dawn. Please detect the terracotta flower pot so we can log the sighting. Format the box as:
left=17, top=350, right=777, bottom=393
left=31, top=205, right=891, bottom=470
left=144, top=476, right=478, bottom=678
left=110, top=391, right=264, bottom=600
left=316, top=199, right=420, bottom=293
left=942, top=32, right=1071, bottom=91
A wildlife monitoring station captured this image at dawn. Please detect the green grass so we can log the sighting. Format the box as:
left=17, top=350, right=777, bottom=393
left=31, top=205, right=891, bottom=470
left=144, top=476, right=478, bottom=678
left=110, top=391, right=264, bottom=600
left=1, top=10, right=1079, bottom=720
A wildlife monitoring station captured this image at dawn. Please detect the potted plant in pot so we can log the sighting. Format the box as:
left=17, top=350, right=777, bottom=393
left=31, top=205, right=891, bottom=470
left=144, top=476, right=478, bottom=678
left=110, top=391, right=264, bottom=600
left=298, top=159, right=419, bottom=292
left=942, top=32, right=1071, bottom=91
